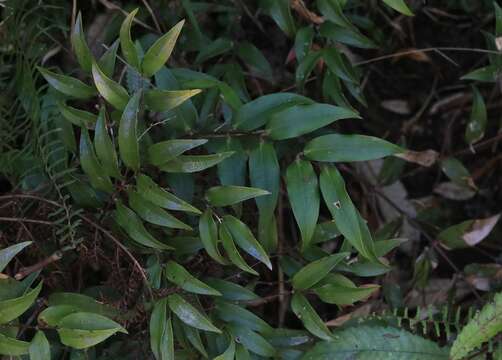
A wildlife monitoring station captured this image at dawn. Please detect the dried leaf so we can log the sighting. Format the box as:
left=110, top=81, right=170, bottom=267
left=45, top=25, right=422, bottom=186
left=395, top=149, right=438, bottom=167
left=463, top=214, right=500, bottom=246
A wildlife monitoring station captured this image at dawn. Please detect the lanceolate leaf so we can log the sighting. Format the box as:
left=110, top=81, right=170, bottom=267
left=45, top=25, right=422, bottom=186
left=261, top=0, right=296, bottom=37
left=0, top=281, right=42, bottom=324
left=164, top=261, right=221, bottom=296
left=29, top=331, right=50, bottom=360
left=58, top=102, right=97, bottom=128
left=0, top=333, right=30, bottom=356
left=220, top=223, right=258, bottom=276
left=79, top=128, right=113, bottom=193
left=150, top=299, right=174, bottom=360
left=214, top=337, right=236, bottom=360
left=203, top=278, right=259, bottom=301
left=382, top=0, right=414, bottom=16
left=119, top=8, right=140, bottom=69
left=0, top=241, right=31, bottom=273
left=129, top=191, right=192, bottom=230
left=167, top=294, right=221, bottom=333
left=71, top=12, right=93, bottom=73
left=266, top=104, right=359, bottom=140
left=313, top=274, right=380, bottom=305
left=148, top=139, right=208, bottom=166
left=304, top=134, right=404, bottom=162
left=115, top=202, right=173, bottom=250
left=159, top=152, right=234, bottom=173
left=137, top=174, right=201, bottom=214
left=99, top=39, right=119, bottom=78
left=465, top=86, right=487, bottom=144
left=305, top=325, right=448, bottom=359
left=94, top=107, right=121, bottom=178
left=291, top=293, right=333, bottom=341
left=286, top=160, right=319, bottom=250
left=144, top=89, right=202, bottom=112
left=92, top=62, right=129, bottom=110
left=37, top=67, right=96, bottom=99
left=222, top=215, right=272, bottom=270
left=319, top=166, right=377, bottom=260
left=205, top=186, right=270, bottom=207
left=142, top=20, right=185, bottom=77
left=214, top=301, right=273, bottom=333
left=233, top=93, right=313, bottom=131
left=227, top=324, right=276, bottom=357
left=199, top=209, right=227, bottom=265
left=292, top=253, right=348, bottom=290
left=118, top=90, right=141, bottom=171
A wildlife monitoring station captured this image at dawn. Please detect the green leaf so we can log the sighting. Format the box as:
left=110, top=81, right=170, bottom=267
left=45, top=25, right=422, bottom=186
left=48, top=292, right=119, bottom=318
left=79, top=128, right=113, bottom=193
left=438, top=214, right=500, bottom=249
left=214, top=337, right=236, bottom=360
left=142, top=20, right=185, bottom=77
left=233, top=93, right=313, bottom=131
left=118, top=90, right=141, bottom=171
left=440, top=157, right=474, bottom=188
left=465, top=86, right=487, bottom=144
left=129, top=191, right=192, bottom=230
left=203, top=278, right=259, bottom=302
left=148, top=139, right=207, bottom=166
left=291, top=293, right=332, bottom=341
left=182, top=323, right=207, bottom=358
left=94, top=107, right=121, bottom=179
left=29, top=331, right=50, bottom=360
left=206, top=185, right=270, bottom=207
left=461, top=65, right=499, bottom=82
left=286, top=160, right=320, bottom=251
left=313, top=274, right=380, bottom=305
left=296, top=50, right=322, bottom=88
left=292, top=253, right=348, bottom=290
left=37, top=67, right=96, bottom=99
left=159, top=152, right=234, bottom=173
left=266, top=103, right=359, bottom=140
left=261, top=0, right=296, bottom=37
left=227, top=324, right=275, bottom=357
left=316, top=0, right=353, bottom=28
left=382, top=0, right=414, bottom=16
left=119, top=8, right=140, bottom=69
left=236, top=42, right=273, bottom=81
left=223, top=215, right=272, bottom=270
left=0, top=281, right=42, bottom=324
left=92, top=61, right=130, bottom=110
left=144, top=89, right=202, bottom=112
left=323, top=47, right=359, bottom=84
left=305, top=325, right=449, bottom=359
left=71, top=12, right=93, bottom=73
left=305, top=134, right=404, bottom=162
left=0, top=333, right=29, bottom=356
left=38, top=305, right=80, bottom=327
left=99, top=39, right=119, bottom=78
left=294, top=26, right=315, bottom=63
left=451, top=291, right=502, bottom=360
left=58, top=102, right=97, bottom=128
left=320, top=22, right=377, bottom=49
left=0, top=241, right=31, bottom=273
left=150, top=299, right=174, bottom=360
left=199, top=209, right=227, bottom=265
left=319, top=165, right=377, bottom=260
left=165, top=261, right=221, bottom=296
left=195, top=38, right=233, bottom=64
left=137, top=174, right=201, bottom=214
left=220, top=223, right=258, bottom=276
left=57, top=312, right=127, bottom=349
left=115, top=202, right=173, bottom=250
left=167, top=294, right=221, bottom=333
left=214, top=301, right=273, bottom=333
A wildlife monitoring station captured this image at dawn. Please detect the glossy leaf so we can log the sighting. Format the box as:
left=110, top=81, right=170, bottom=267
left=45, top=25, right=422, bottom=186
left=313, top=274, right=380, bottom=305
left=465, top=86, right=487, bottom=144
left=29, top=331, right=50, bottom=360
left=150, top=298, right=174, bottom=360
left=165, top=261, right=221, bottom=295
left=0, top=333, right=29, bottom=356
left=236, top=42, right=273, bottom=81
left=0, top=281, right=42, bottom=324
left=118, top=90, right=141, bottom=171
left=99, top=39, right=119, bottom=78
left=461, top=65, right=499, bottom=82
left=119, top=8, right=140, bottom=69
left=71, top=12, right=93, bottom=72
left=203, top=278, right=259, bottom=302
left=292, top=253, right=348, bottom=290
left=142, top=20, right=185, bottom=77
left=137, top=174, right=201, bottom=214
left=144, top=89, right=201, bottom=112
left=261, top=0, right=296, bottom=37
left=199, top=209, right=227, bottom=265
left=79, top=128, right=113, bottom=193
left=214, top=301, right=273, bottom=333
left=223, top=215, right=272, bottom=270
left=214, top=337, right=236, bottom=360
left=227, top=324, right=275, bottom=357
left=114, top=202, right=173, bottom=250
left=206, top=185, right=270, bottom=207
left=294, top=26, right=315, bottom=63
left=159, top=152, right=234, bottom=173
left=220, top=223, right=258, bottom=276
left=48, top=292, right=119, bottom=318
left=58, top=102, right=97, bottom=128
left=0, top=241, right=31, bottom=273
left=305, top=134, right=404, bottom=162
left=94, top=107, right=121, bottom=178
left=167, top=294, right=221, bottom=333
left=57, top=312, right=127, bottom=349
left=291, top=293, right=332, bottom=341
left=129, top=191, right=192, bottom=230
left=286, top=160, right=320, bottom=250
left=92, top=61, right=129, bottom=110
left=382, top=0, right=414, bottom=16
left=37, top=67, right=96, bottom=99
left=233, top=93, right=313, bottom=131
left=148, top=139, right=208, bottom=166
